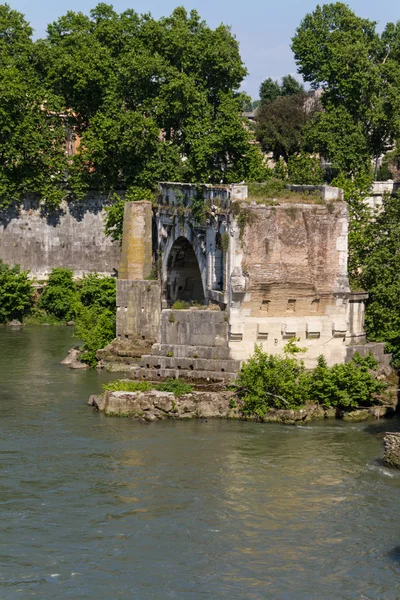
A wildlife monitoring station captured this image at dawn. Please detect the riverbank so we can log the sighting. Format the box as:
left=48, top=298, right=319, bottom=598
left=89, top=388, right=397, bottom=424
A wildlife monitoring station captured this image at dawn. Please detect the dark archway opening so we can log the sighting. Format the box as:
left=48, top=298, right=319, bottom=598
left=166, top=237, right=205, bottom=305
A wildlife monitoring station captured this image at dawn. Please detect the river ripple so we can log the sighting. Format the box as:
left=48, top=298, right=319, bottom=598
left=0, top=326, right=399, bottom=599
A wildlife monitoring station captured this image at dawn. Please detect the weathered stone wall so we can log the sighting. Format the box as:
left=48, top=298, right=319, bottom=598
left=160, top=309, right=228, bottom=347
left=228, top=201, right=352, bottom=367
left=0, top=194, right=120, bottom=278
left=116, top=280, right=161, bottom=342
left=119, top=201, right=153, bottom=280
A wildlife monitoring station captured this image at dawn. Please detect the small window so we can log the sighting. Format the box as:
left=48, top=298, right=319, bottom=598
left=261, top=300, right=270, bottom=311
left=287, top=299, right=296, bottom=312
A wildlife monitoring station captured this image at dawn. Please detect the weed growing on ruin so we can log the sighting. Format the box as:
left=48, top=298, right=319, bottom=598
left=156, top=379, right=193, bottom=397
left=221, top=232, right=230, bottom=254
left=103, top=378, right=193, bottom=397
left=103, top=380, right=153, bottom=392
left=231, top=203, right=257, bottom=239
left=171, top=300, right=188, bottom=310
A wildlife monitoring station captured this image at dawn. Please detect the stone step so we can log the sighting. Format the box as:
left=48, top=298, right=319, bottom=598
left=151, top=344, right=231, bottom=360
left=131, top=367, right=238, bottom=384
left=140, top=354, right=240, bottom=373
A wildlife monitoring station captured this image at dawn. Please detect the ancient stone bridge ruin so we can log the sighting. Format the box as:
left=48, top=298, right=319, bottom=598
left=109, top=182, right=384, bottom=381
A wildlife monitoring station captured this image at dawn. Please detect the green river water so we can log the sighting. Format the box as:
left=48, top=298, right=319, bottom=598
left=1, top=326, right=400, bottom=599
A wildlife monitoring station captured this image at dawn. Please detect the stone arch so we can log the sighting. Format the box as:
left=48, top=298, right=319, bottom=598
left=164, top=236, right=205, bottom=305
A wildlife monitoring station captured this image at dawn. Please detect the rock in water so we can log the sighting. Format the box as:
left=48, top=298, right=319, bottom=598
left=61, top=347, right=89, bottom=370
left=383, top=433, right=400, bottom=469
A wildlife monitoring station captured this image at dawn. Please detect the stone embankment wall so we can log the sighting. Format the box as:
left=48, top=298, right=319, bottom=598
left=0, top=194, right=120, bottom=278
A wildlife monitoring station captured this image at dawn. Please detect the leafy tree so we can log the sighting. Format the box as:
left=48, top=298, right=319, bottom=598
left=38, top=268, right=79, bottom=321
left=287, top=153, right=324, bottom=185
left=0, top=260, right=33, bottom=322
left=256, top=92, right=317, bottom=162
left=0, top=4, right=68, bottom=209
left=303, top=105, right=371, bottom=177
left=349, top=190, right=400, bottom=368
left=281, top=74, right=304, bottom=96
left=259, top=75, right=304, bottom=106
left=292, top=3, right=400, bottom=174
left=79, top=273, right=116, bottom=311
left=259, top=78, right=281, bottom=105
left=38, top=4, right=257, bottom=196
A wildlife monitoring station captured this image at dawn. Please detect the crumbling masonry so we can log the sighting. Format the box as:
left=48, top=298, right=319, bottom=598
left=105, top=183, right=388, bottom=381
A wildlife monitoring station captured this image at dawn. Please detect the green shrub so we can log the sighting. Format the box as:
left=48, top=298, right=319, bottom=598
left=235, top=344, right=312, bottom=415
left=38, top=268, right=79, bottom=321
left=0, top=260, right=34, bottom=323
left=75, top=306, right=116, bottom=367
left=309, top=354, right=386, bottom=408
left=79, top=273, right=116, bottom=311
left=235, top=345, right=387, bottom=417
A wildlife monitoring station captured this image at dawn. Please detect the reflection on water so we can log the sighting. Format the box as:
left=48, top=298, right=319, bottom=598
left=0, top=327, right=400, bottom=599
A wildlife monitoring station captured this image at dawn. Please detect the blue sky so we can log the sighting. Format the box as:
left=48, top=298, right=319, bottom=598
left=8, top=0, right=400, bottom=98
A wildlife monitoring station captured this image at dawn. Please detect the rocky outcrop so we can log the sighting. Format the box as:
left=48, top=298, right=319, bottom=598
left=90, top=390, right=239, bottom=420
left=88, top=390, right=396, bottom=424
left=383, top=433, right=400, bottom=469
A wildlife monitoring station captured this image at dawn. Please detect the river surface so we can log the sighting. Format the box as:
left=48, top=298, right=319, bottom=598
left=1, top=327, right=400, bottom=599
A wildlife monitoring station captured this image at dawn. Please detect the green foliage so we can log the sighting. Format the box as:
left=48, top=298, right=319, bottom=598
left=309, top=354, right=385, bottom=408
left=103, top=380, right=153, bottom=392
left=75, top=306, right=116, bottom=367
left=37, top=5, right=258, bottom=192
left=103, top=378, right=193, bottom=397
left=0, top=260, right=34, bottom=323
left=348, top=189, right=400, bottom=368
left=74, top=273, right=117, bottom=366
left=256, top=92, right=318, bottom=162
left=287, top=154, right=324, bottom=185
left=235, top=345, right=386, bottom=417
left=104, top=194, right=126, bottom=242
left=0, top=5, right=68, bottom=209
left=259, top=78, right=281, bottom=105
left=235, top=344, right=311, bottom=415
left=171, top=300, right=189, bottom=310
left=292, top=3, right=400, bottom=174
left=79, top=273, right=116, bottom=311
left=259, top=75, right=304, bottom=106
left=156, top=379, right=193, bottom=397
left=38, top=268, right=79, bottom=321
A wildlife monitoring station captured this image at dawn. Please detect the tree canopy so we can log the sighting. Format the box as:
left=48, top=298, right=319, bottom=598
left=256, top=92, right=319, bottom=162
left=292, top=2, right=400, bottom=175
left=0, top=4, right=68, bottom=209
left=259, top=74, right=304, bottom=106
left=0, top=3, right=262, bottom=207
